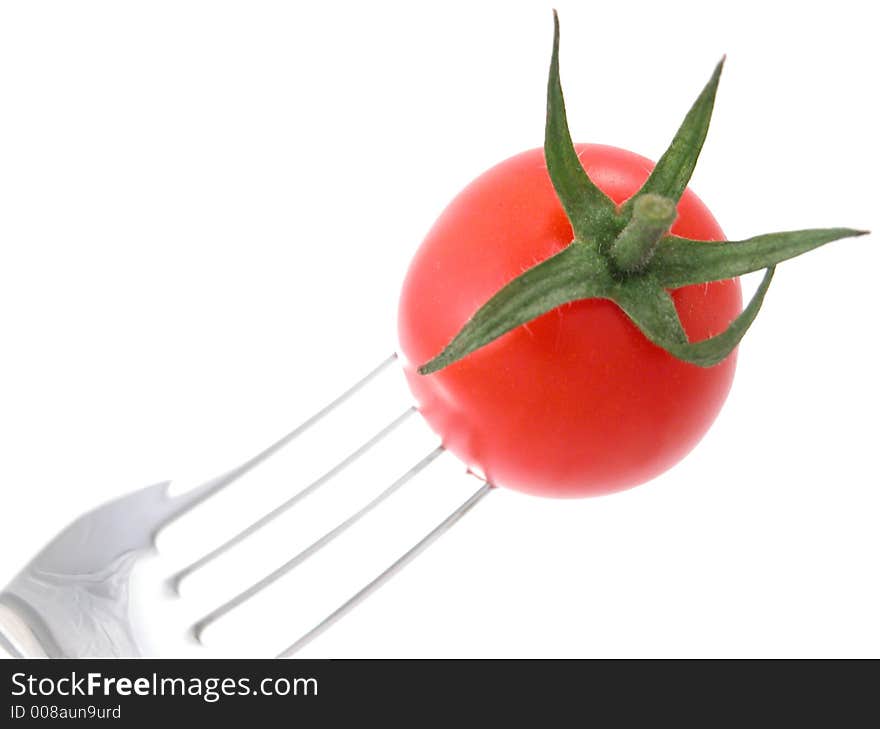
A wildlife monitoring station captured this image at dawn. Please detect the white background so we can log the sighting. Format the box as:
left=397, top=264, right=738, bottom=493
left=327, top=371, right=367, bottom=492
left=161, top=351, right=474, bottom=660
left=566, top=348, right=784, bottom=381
left=0, top=0, right=877, bottom=657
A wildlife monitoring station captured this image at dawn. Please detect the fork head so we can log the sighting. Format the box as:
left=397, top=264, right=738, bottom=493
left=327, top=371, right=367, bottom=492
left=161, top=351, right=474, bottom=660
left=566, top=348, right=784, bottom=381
left=0, top=356, right=492, bottom=658
left=0, top=474, right=230, bottom=657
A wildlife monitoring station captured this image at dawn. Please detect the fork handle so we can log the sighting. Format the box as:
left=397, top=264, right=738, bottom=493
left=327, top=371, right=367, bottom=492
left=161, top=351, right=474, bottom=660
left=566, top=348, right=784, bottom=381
left=0, top=596, right=52, bottom=657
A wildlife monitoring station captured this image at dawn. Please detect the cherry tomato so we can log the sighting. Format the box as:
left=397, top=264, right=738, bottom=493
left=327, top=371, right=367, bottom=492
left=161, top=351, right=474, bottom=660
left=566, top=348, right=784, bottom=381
left=397, top=144, right=742, bottom=498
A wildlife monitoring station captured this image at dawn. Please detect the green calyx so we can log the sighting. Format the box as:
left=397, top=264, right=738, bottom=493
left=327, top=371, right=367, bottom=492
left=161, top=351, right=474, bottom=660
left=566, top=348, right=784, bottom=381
left=417, top=11, right=867, bottom=376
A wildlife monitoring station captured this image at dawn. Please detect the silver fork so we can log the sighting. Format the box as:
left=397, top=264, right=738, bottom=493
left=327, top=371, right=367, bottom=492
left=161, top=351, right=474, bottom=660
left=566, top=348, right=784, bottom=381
left=0, top=354, right=492, bottom=658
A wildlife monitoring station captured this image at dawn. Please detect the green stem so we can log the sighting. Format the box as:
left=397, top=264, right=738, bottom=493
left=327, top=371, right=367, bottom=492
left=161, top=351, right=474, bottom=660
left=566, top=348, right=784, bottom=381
left=609, top=194, right=677, bottom=273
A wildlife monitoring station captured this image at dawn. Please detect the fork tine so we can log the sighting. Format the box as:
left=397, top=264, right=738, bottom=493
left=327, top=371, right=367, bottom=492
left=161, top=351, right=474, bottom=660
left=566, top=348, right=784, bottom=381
left=191, top=445, right=447, bottom=641
left=169, top=405, right=417, bottom=592
left=276, top=482, right=493, bottom=658
left=238, top=353, right=400, bottom=471
left=161, top=354, right=400, bottom=525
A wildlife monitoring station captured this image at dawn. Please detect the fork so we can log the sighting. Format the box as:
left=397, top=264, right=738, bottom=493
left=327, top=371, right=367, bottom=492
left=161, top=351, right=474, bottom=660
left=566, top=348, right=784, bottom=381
left=0, top=354, right=492, bottom=658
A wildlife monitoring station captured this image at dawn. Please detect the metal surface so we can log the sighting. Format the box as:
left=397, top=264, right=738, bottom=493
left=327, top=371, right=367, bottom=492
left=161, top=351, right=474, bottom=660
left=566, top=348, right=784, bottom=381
left=0, top=356, right=491, bottom=657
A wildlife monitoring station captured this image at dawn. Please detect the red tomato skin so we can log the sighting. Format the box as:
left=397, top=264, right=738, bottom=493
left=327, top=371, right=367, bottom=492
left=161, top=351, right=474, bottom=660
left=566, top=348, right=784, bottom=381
left=398, top=144, right=742, bottom=498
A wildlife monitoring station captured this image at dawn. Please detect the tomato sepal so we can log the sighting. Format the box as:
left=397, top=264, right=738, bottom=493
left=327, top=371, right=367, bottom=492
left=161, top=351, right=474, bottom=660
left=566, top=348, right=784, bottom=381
left=618, top=58, right=724, bottom=220
left=652, top=228, right=868, bottom=288
left=612, top=267, right=775, bottom=367
left=544, top=10, right=618, bottom=244
left=418, top=242, right=614, bottom=375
